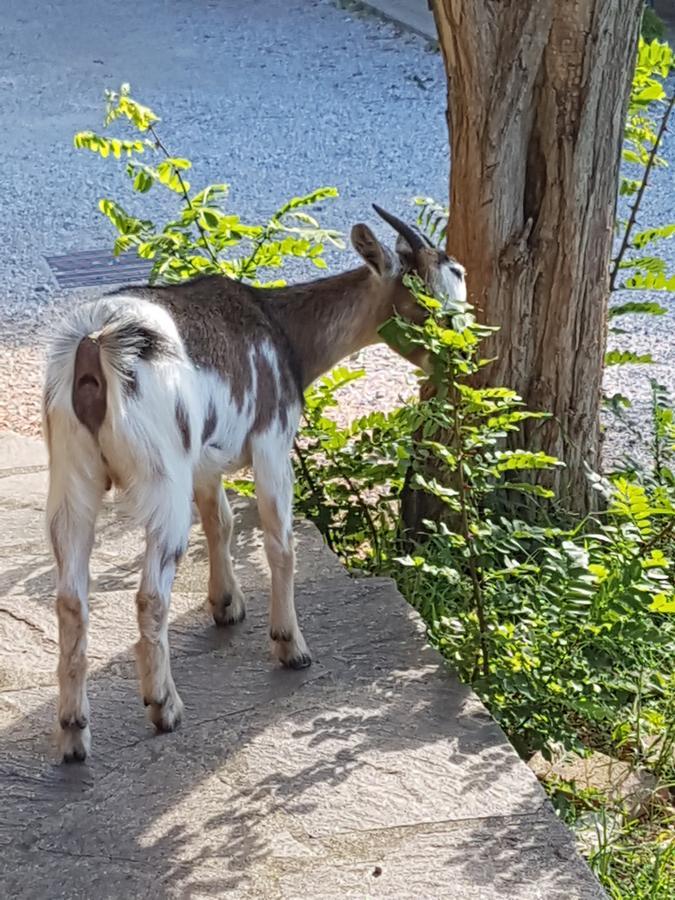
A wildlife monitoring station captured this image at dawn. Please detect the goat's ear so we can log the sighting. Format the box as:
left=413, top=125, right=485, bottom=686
left=351, top=224, right=396, bottom=278
left=395, top=233, right=415, bottom=270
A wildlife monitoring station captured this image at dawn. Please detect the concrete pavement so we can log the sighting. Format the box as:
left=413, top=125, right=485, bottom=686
left=0, top=432, right=606, bottom=898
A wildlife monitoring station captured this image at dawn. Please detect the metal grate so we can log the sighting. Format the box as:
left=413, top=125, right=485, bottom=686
left=45, top=249, right=154, bottom=289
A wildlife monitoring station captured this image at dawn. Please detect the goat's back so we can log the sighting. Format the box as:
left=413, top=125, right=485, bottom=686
left=109, top=277, right=304, bottom=416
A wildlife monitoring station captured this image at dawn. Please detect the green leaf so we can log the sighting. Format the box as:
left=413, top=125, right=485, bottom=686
left=497, top=482, right=555, bottom=499
left=616, top=255, right=667, bottom=276
left=378, top=317, right=422, bottom=359
left=156, top=160, right=188, bottom=193
left=132, top=169, right=154, bottom=193
left=632, top=224, right=675, bottom=250
left=198, top=209, right=221, bottom=230
left=192, top=183, right=230, bottom=205
left=622, top=148, right=643, bottom=165
left=104, top=84, right=160, bottom=131
left=222, top=477, right=256, bottom=497
left=605, top=349, right=654, bottom=366
left=649, top=593, right=675, bottom=613
left=619, top=178, right=642, bottom=197
left=634, top=82, right=666, bottom=104
left=494, top=451, right=561, bottom=472
left=622, top=270, right=675, bottom=290
left=609, top=301, right=667, bottom=318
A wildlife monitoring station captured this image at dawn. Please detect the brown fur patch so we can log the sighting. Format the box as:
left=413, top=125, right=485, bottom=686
left=106, top=264, right=414, bottom=418
left=56, top=594, right=87, bottom=668
left=250, top=346, right=278, bottom=435
left=201, top=397, right=217, bottom=445
left=175, top=396, right=191, bottom=453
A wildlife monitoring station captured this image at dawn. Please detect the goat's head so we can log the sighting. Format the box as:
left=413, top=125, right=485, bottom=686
left=351, top=204, right=466, bottom=325
left=350, top=205, right=466, bottom=368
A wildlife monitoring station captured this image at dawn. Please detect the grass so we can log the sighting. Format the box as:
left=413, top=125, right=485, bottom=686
left=589, top=809, right=674, bottom=898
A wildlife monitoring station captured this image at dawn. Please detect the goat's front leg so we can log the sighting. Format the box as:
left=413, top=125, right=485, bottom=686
left=194, top=473, right=246, bottom=626
left=135, top=477, right=192, bottom=732
left=252, top=445, right=311, bottom=669
left=47, top=435, right=105, bottom=762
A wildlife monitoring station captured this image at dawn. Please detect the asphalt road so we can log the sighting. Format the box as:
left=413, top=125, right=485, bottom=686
left=0, top=0, right=447, bottom=332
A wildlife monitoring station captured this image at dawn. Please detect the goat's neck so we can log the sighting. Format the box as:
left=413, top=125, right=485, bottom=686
left=262, top=267, right=385, bottom=388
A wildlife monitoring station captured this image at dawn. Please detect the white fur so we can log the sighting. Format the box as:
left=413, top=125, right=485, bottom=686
left=436, top=261, right=467, bottom=307
left=44, top=294, right=303, bottom=761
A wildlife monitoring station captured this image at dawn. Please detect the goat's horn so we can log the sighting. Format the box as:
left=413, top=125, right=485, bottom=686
left=372, top=204, right=426, bottom=252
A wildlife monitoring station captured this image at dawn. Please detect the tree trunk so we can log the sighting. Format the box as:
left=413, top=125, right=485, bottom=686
left=428, top=0, right=642, bottom=514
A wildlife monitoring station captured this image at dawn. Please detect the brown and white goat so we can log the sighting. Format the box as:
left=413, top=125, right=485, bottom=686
left=43, top=205, right=466, bottom=761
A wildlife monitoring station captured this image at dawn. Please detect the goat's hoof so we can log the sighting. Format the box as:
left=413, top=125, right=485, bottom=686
left=283, top=652, right=313, bottom=670
left=148, top=690, right=184, bottom=733
left=272, top=635, right=312, bottom=670
left=211, top=593, right=246, bottom=627
left=59, top=723, right=91, bottom=763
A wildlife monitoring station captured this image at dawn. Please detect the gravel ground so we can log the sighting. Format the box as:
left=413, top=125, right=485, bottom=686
left=0, top=0, right=674, bottom=469
left=0, top=0, right=442, bottom=436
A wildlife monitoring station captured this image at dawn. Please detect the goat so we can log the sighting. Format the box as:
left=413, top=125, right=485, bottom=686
left=43, top=205, right=466, bottom=761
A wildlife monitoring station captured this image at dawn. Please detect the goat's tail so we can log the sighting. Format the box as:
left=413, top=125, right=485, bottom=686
left=44, top=304, right=174, bottom=439
left=44, top=298, right=198, bottom=550
left=71, top=335, right=108, bottom=435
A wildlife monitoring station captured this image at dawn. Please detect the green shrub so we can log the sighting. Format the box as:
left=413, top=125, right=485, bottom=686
left=295, top=278, right=675, bottom=762
left=642, top=6, right=666, bottom=44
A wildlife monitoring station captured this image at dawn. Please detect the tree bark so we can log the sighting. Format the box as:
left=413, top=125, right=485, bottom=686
left=428, top=0, right=642, bottom=513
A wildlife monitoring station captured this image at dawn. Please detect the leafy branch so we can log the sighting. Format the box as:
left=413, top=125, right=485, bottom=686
left=74, top=84, right=343, bottom=285
left=145, top=121, right=220, bottom=268
left=610, top=89, right=675, bottom=292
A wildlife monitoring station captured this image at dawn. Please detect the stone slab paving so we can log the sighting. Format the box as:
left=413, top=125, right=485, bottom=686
left=0, top=432, right=605, bottom=898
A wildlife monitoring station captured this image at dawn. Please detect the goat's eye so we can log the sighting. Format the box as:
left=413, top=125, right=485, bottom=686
left=449, top=264, right=464, bottom=280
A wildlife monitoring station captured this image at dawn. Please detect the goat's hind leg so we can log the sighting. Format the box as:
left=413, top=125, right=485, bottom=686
left=46, top=424, right=106, bottom=762
left=252, top=443, right=311, bottom=669
left=134, top=465, right=192, bottom=733
left=194, top=472, right=246, bottom=626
